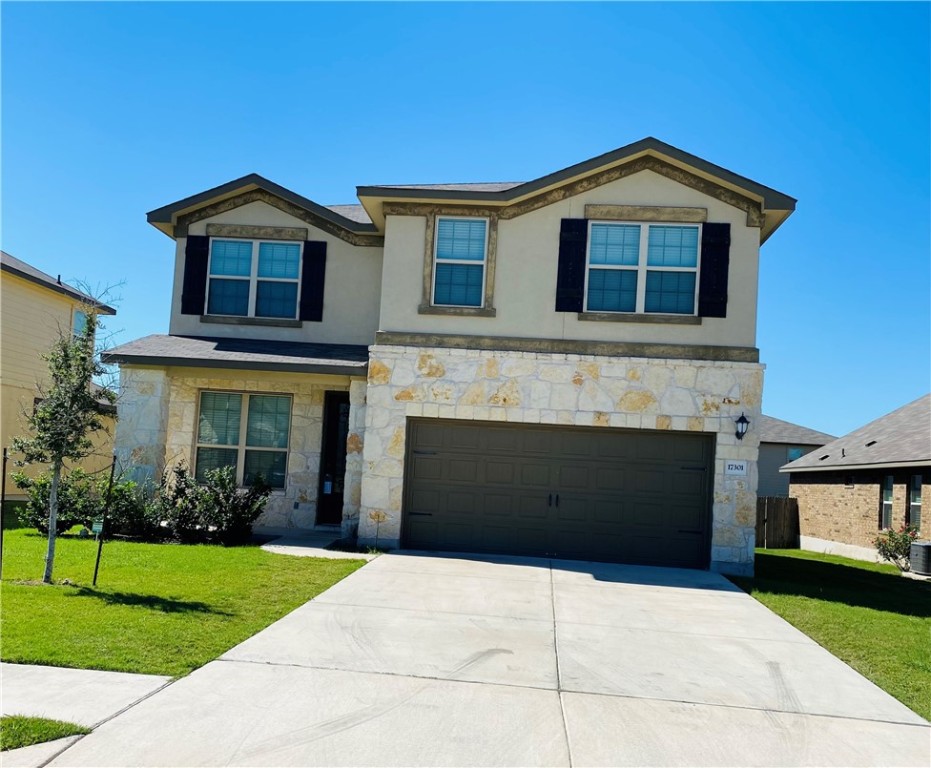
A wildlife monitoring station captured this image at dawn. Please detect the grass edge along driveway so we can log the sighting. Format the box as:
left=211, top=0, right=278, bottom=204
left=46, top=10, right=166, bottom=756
left=1, top=529, right=366, bottom=678
left=0, top=716, right=90, bottom=752
left=731, top=548, right=931, bottom=722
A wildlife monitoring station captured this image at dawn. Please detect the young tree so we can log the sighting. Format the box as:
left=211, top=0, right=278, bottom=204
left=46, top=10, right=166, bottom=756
left=11, top=307, right=116, bottom=583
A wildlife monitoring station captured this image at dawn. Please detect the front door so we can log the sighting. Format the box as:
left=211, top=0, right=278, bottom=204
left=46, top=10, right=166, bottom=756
left=317, top=391, right=350, bottom=526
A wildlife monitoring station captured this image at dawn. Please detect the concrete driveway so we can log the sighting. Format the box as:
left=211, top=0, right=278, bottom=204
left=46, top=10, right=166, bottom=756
left=50, top=552, right=929, bottom=767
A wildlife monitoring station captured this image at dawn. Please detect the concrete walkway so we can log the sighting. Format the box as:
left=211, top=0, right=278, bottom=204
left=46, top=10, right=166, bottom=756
left=1, top=663, right=171, bottom=768
left=34, top=553, right=931, bottom=766
left=256, top=528, right=377, bottom=561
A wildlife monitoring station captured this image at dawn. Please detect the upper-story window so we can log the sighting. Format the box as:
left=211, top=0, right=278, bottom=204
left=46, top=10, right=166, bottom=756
left=72, top=309, right=89, bottom=339
left=585, top=222, right=700, bottom=315
left=432, top=217, right=488, bottom=308
left=207, top=239, right=302, bottom=319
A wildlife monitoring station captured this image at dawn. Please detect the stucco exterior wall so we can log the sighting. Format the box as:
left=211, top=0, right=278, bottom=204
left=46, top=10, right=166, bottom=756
left=378, top=170, right=760, bottom=348
left=168, top=201, right=383, bottom=346
left=758, top=443, right=822, bottom=497
left=358, top=344, right=764, bottom=575
left=792, top=469, right=929, bottom=548
left=115, top=364, right=359, bottom=529
left=1, top=271, right=115, bottom=494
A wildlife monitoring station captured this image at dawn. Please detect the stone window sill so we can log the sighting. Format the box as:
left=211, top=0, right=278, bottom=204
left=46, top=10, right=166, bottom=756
left=200, top=315, right=303, bottom=328
left=577, top=312, right=702, bottom=325
left=418, top=304, right=497, bottom=318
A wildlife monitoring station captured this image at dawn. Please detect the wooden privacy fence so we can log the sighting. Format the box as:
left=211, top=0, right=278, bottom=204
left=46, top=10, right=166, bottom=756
left=756, top=496, right=800, bottom=549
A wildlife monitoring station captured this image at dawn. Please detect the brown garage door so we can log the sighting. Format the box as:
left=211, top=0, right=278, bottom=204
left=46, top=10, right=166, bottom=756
left=403, top=419, right=713, bottom=568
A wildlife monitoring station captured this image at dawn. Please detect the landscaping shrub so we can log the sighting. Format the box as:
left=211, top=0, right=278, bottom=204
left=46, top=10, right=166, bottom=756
left=148, top=463, right=271, bottom=545
left=874, top=525, right=920, bottom=571
left=13, top=468, right=156, bottom=538
left=13, top=469, right=98, bottom=534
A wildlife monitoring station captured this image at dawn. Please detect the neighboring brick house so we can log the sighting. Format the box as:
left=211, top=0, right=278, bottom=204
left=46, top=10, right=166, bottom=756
left=107, top=137, right=797, bottom=575
left=757, top=414, right=835, bottom=497
left=784, top=394, right=930, bottom=559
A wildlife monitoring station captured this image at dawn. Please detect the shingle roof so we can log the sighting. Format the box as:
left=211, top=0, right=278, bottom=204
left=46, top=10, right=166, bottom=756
left=324, top=204, right=372, bottom=224
left=759, top=415, right=835, bottom=446
left=1, top=251, right=117, bottom=314
left=104, top=335, right=368, bottom=376
left=782, top=394, right=931, bottom=473
left=372, top=182, right=524, bottom=193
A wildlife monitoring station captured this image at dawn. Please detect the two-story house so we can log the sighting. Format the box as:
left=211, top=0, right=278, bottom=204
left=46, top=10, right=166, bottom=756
left=107, top=138, right=795, bottom=575
left=1, top=251, right=117, bottom=497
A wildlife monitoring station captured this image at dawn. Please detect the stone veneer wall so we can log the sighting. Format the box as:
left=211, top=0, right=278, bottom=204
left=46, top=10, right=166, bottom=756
left=342, top=379, right=368, bottom=537
left=115, top=366, right=353, bottom=529
left=358, top=344, right=764, bottom=575
left=115, top=368, right=171, bottom=485
left=793, top=470, right=929, bottom=548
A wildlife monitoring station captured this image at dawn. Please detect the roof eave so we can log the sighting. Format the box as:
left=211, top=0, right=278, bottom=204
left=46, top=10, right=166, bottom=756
left=1, top=262, right=117, bottom=314
left=147, top=174, right=378, bottom=240
left=782, top=459, right=931, bottom=474
left=103, top=352, right=367, bottom=377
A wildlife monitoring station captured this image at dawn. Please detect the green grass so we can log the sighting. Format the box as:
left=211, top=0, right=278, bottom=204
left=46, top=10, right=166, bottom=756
left=0, top=715, right=90, bottom=751
left=731, top=549, right=931, bottom=721
left=1, top=528, right=365, bottom=677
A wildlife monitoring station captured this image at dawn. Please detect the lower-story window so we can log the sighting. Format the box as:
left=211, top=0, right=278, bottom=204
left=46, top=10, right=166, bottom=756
left=195, top=391, right=291, bottom=489
left=909, top=475, right=922, bottom=530
left=880, top=474, right=894, bottom=529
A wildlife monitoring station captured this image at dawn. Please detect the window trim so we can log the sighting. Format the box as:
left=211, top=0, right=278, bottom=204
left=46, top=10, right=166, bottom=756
left=194, top=390, right=293, bottom=490
left=880, top=474, right=894, bottom=529
left=583, top=220, right=703, bottom=316
left=418, top=211, right=497, bottom=317
left=430, top=215, right=489, bottom=309
left=909, top=474, right=922, bottom=530
left=205, top=238, right=303, bottom=320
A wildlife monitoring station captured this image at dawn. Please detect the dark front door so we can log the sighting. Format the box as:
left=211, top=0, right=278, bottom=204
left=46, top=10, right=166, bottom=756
left=317, top=391, right=350, bottom=526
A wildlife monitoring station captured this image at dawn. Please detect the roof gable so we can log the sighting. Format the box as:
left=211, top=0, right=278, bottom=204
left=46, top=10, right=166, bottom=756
left=147, top=174, right=382, bottom=246
left=759, top=415, right=835, bottom=446
left=357, top=137, right=796, bottom=241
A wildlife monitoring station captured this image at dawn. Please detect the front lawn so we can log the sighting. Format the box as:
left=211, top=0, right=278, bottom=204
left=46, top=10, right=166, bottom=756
left=731, top=549, right=931, bottom=721
left=0, top=716, right=89, bottom=752
left=0, top=529, right=365, bottom=677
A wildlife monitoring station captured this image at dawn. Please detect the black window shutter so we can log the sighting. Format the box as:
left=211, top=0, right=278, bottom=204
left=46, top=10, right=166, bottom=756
left=698, top=223, right=731, bottom=318
left=555, top=219, right=588, bottom=312
left=300, top=241, right=327, bottom=322
left=181, top=236, right=210, bottom=315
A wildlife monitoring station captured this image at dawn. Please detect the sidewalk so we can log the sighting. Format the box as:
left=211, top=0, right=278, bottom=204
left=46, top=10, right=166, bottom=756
left=1, top=663, right=171, bottom=768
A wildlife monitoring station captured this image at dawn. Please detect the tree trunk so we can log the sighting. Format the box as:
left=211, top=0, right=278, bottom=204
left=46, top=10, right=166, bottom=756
left=43, top=460, right=62, bottom=584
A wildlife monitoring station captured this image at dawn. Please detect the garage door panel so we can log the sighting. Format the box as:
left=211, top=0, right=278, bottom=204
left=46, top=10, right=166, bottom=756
left=558, top=465, right=590, bottom=489
left=410, top=456, right=443, bottom=481
left=486, top=462, right=516, bottom=485
left=520, top=463, right=551, bottom=487
left=448, top=459, right=478, bottom=483
left=404, top=420, right=711, bottom=568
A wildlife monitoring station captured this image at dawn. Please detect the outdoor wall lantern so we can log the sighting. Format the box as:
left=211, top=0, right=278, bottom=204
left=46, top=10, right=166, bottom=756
left=735, top=413, right=750, bottom=441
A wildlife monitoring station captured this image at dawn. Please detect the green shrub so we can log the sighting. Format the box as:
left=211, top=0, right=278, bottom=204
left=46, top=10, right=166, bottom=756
left=12, top=468, right=158, bottom=538
left=12, top=469, right=98, bottom=534
left=874, top=525, right=920, bottom=571
left=148, top=463, right=270, bottom=545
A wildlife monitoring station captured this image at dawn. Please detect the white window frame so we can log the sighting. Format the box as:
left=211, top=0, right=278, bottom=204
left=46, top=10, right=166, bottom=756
left=194, top=390, right=293, bottom=490
left=72, top=309, right=89, bottom=340
left=205, top=238, right=303, bottom=319
left=880, top=474, right=894, bottom=529
left=583, top=221, right=702, bottom=315
left=431, top=216, right=489, bottom=309
left=909, top=475, right=922, bottom=529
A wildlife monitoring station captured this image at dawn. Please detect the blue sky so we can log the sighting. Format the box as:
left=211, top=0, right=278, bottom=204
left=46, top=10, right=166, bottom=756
left=3, top=2, right=928, bottom=437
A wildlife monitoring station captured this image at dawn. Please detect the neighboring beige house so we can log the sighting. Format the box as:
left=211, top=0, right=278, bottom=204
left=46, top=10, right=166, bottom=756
left=0, top=251, right=117, bottom=496
left=757, top=414, right=835, bottom=497
left=784, top=394, right=930, bottom=561
left=107, top=137, right=796, bottom=575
